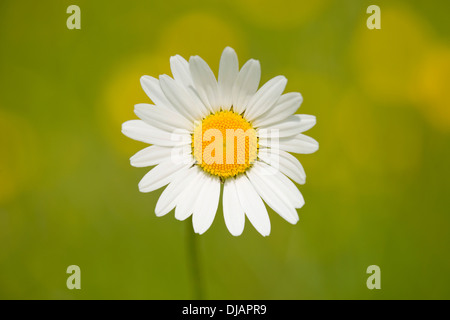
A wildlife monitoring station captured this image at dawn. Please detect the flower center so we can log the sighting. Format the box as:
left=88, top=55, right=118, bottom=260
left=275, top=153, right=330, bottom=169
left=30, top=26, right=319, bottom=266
left=192, top=110, right=258, bottom=179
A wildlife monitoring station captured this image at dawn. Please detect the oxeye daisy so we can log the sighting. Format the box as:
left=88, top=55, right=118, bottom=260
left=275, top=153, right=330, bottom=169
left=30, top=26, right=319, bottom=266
left=122, top=47, right=318, bottom=236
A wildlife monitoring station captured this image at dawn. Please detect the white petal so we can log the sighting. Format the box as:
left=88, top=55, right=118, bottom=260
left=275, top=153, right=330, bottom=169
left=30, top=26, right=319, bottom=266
left=192, top=175, right=221, bottom=235
left=247, top=164, right=299, bottom=224
left=170, top=55, right=211, bottom=118
left=218, top=47, right=239, bottom=111
left=159, top=74, right=207, bottom=121
left=130, top=145, right=172, bottom=167
left=252, top=161, right=304, bottom=209
left=175, top=169, right=205, bottom=221
left=244, top=76, right=287, bottom=121
left=278, top=134, right=319, bottom=154
left=260, top=133, right=319, bottom=154
left=134, top=103, right=193, bottom=133
left=138, top=160, right=193, bottom=193
left=189, top=56, right=220, bottom=113
left=234, top=174, right=270, bottom=236
left=232, top=59, right=261, bottom=114
left=252, top=92, right=303, bottom=128
left=121, top=120, right=191, bottom=147
left=170, top=55, right=194, bottom=88
left=296, top=114, right=317, bottom=132
left=140, top=76, right=173, bottom=110
left=223, top=178, right=245, bottom=236
left=155, top=166, right=197, bottom=217
left=258, top=148, right=306, bottom=184
left=130, top=144, right=191, bottom=168
left=258, top=114, right=316, bottom=138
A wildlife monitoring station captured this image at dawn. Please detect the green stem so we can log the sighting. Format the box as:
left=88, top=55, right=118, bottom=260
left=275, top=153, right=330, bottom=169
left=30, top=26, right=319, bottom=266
left=186, top=224, right=204, bottom=299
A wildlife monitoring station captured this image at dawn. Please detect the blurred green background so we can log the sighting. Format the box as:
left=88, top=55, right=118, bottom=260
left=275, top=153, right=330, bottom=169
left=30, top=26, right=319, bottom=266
left=1, top=0, right=449, bottom=299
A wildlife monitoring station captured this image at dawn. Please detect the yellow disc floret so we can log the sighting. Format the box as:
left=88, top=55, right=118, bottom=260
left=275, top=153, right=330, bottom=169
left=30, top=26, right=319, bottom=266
left=192, top=110, right=258, bottom=179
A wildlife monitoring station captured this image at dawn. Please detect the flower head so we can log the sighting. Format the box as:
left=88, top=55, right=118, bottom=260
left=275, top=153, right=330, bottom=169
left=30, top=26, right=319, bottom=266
left=122, top=47, right=318, bottom=236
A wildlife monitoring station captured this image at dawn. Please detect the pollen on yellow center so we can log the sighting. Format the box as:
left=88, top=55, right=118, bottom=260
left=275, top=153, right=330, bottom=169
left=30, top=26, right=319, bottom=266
left=192, top=110, right=258, bottom=179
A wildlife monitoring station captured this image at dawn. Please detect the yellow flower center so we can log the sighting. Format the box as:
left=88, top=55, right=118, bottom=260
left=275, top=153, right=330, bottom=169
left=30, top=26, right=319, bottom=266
left=192, top=110, right=258, bottom=179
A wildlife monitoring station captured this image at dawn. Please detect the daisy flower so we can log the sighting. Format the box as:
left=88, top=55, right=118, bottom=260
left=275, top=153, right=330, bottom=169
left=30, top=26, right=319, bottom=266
left=122, top=47, right=318, bottom=236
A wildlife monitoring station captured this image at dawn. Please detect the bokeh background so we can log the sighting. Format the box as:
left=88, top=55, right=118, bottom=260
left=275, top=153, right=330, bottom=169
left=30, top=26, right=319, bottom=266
left=1, top=0, right=449, bottom=299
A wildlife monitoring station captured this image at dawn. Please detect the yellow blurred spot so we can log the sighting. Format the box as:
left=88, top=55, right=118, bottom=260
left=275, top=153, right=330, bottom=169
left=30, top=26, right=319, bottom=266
left=335, top=93, right=379, bottom=171
left=233, top=0, right=330, bottom=29
left=335, top=91, right=423, bottom=186
left=351, top=5, right=434, bottom=104
left=0, top=109, right=40, bottom=204
left=414, top=46, right=450, bottom=132
left=99, top=54, right=170, bottom=156
left=158, top=12, right=246, bottom=71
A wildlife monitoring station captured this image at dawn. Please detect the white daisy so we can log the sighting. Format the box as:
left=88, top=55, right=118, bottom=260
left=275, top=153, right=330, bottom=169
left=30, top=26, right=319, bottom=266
left=122, top=47, right=318, bottom=236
